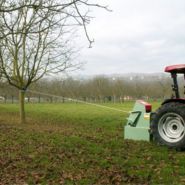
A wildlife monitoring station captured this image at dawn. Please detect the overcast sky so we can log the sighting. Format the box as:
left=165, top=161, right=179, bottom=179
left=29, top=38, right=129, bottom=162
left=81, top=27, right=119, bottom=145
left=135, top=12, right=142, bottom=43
left=74, top=0, right=185, bottom=75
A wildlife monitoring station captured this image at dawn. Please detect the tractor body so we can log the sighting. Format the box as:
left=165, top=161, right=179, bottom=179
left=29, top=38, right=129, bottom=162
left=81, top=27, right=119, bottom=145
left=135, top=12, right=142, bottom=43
left=124, top=64, right=185, bottom=149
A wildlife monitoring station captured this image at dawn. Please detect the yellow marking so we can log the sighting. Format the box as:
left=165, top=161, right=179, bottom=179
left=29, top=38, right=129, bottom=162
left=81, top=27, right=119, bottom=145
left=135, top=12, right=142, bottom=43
left=144, top=113, right=150, bottom=120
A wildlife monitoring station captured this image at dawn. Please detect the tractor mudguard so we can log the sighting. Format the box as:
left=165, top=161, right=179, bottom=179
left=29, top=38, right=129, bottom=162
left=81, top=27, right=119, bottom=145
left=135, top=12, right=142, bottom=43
left=162, top=99, right=185, bottom=105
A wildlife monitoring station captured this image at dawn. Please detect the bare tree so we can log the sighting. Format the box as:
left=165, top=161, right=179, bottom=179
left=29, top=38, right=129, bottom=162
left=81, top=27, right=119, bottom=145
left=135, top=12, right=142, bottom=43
left=0, top=0, right=109, bottom=123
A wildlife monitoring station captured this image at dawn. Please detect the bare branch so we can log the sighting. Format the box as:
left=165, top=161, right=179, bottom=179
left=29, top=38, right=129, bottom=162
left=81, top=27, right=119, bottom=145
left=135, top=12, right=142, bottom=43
left=0, top=0, right=109, bottom=91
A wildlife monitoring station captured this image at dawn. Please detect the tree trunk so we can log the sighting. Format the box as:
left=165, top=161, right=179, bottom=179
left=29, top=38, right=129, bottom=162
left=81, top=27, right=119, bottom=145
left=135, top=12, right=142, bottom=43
left=19, top=90, right=26, bottom=124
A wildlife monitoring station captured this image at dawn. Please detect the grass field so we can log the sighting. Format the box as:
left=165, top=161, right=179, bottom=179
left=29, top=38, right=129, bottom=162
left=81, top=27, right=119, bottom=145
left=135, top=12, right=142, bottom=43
left=0, top=101, right=185, bottom=184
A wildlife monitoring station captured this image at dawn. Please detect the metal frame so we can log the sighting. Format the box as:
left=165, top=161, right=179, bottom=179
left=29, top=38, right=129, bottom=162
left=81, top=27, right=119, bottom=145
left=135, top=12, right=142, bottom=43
left=171, top=73, right=180, bottom=98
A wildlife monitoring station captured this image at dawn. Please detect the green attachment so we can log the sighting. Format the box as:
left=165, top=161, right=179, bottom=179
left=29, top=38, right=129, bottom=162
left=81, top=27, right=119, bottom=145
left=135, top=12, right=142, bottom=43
left=124, top=100, right=151, bottom=141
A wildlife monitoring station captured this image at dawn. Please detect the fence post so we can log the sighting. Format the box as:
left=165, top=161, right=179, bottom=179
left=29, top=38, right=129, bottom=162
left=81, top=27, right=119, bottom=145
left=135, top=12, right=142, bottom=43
left=38, top=96, right=41, bottom=103
left=28, top=96, right=30, bottom=103
left=4, top=95, right=7, bottom=103
left=11, top=96, right=14, bottom=104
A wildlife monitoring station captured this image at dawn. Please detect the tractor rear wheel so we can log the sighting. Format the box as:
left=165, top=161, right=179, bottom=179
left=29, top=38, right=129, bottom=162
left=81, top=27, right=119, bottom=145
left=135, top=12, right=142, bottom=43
left=151, top=102, right=185, bottom=150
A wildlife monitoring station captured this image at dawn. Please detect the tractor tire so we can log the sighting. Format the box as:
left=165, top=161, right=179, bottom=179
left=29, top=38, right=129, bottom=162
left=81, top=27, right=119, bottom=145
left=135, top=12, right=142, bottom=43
left=151, top=102, right=185, bottom=150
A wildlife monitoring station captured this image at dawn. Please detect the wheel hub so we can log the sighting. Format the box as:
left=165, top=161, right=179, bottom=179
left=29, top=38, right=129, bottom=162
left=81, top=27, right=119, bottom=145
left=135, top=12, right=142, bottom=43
left=172, top=125, right=177, bottom=130
left=158, top=113, right=185, bottom=143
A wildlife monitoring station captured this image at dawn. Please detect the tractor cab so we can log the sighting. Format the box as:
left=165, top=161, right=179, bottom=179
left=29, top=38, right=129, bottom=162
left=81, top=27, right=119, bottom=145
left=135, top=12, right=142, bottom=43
left=165, top=64, right=185, bottom=99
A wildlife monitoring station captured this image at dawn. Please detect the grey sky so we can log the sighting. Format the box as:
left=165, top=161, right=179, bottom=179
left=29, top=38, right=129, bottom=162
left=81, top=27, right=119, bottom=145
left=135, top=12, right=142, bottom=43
left=76, top=0, right=185, bottom=75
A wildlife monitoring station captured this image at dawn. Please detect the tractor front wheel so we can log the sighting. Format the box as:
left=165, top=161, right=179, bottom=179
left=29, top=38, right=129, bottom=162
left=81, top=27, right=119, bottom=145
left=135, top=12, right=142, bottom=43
left=151, top=102, right=185, bottom=150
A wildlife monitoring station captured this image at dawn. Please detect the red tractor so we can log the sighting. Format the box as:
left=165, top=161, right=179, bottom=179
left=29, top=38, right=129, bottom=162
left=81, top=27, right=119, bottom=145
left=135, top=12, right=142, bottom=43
left=151, top=64, right=185, bottom=149
left=125, top=64, right=185, bottom=150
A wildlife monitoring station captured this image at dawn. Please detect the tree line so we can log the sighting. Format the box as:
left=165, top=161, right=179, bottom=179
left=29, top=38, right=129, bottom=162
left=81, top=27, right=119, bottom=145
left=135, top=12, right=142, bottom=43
left=0, top=74, right=179, bottom=103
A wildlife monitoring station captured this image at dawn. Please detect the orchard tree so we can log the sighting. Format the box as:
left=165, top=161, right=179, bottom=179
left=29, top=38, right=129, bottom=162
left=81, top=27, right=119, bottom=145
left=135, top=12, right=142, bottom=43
left=0, top=0, right=109, bottom=123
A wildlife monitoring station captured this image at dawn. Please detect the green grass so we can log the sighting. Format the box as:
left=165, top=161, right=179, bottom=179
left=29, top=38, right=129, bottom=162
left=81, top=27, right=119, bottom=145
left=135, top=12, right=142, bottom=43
left=0, top=101, right=185, bottom=184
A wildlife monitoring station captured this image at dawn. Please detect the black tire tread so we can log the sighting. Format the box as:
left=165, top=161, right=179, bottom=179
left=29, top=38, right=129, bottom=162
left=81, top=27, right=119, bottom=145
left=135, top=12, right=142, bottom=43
left=151, top=102, right=185, bottom=150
